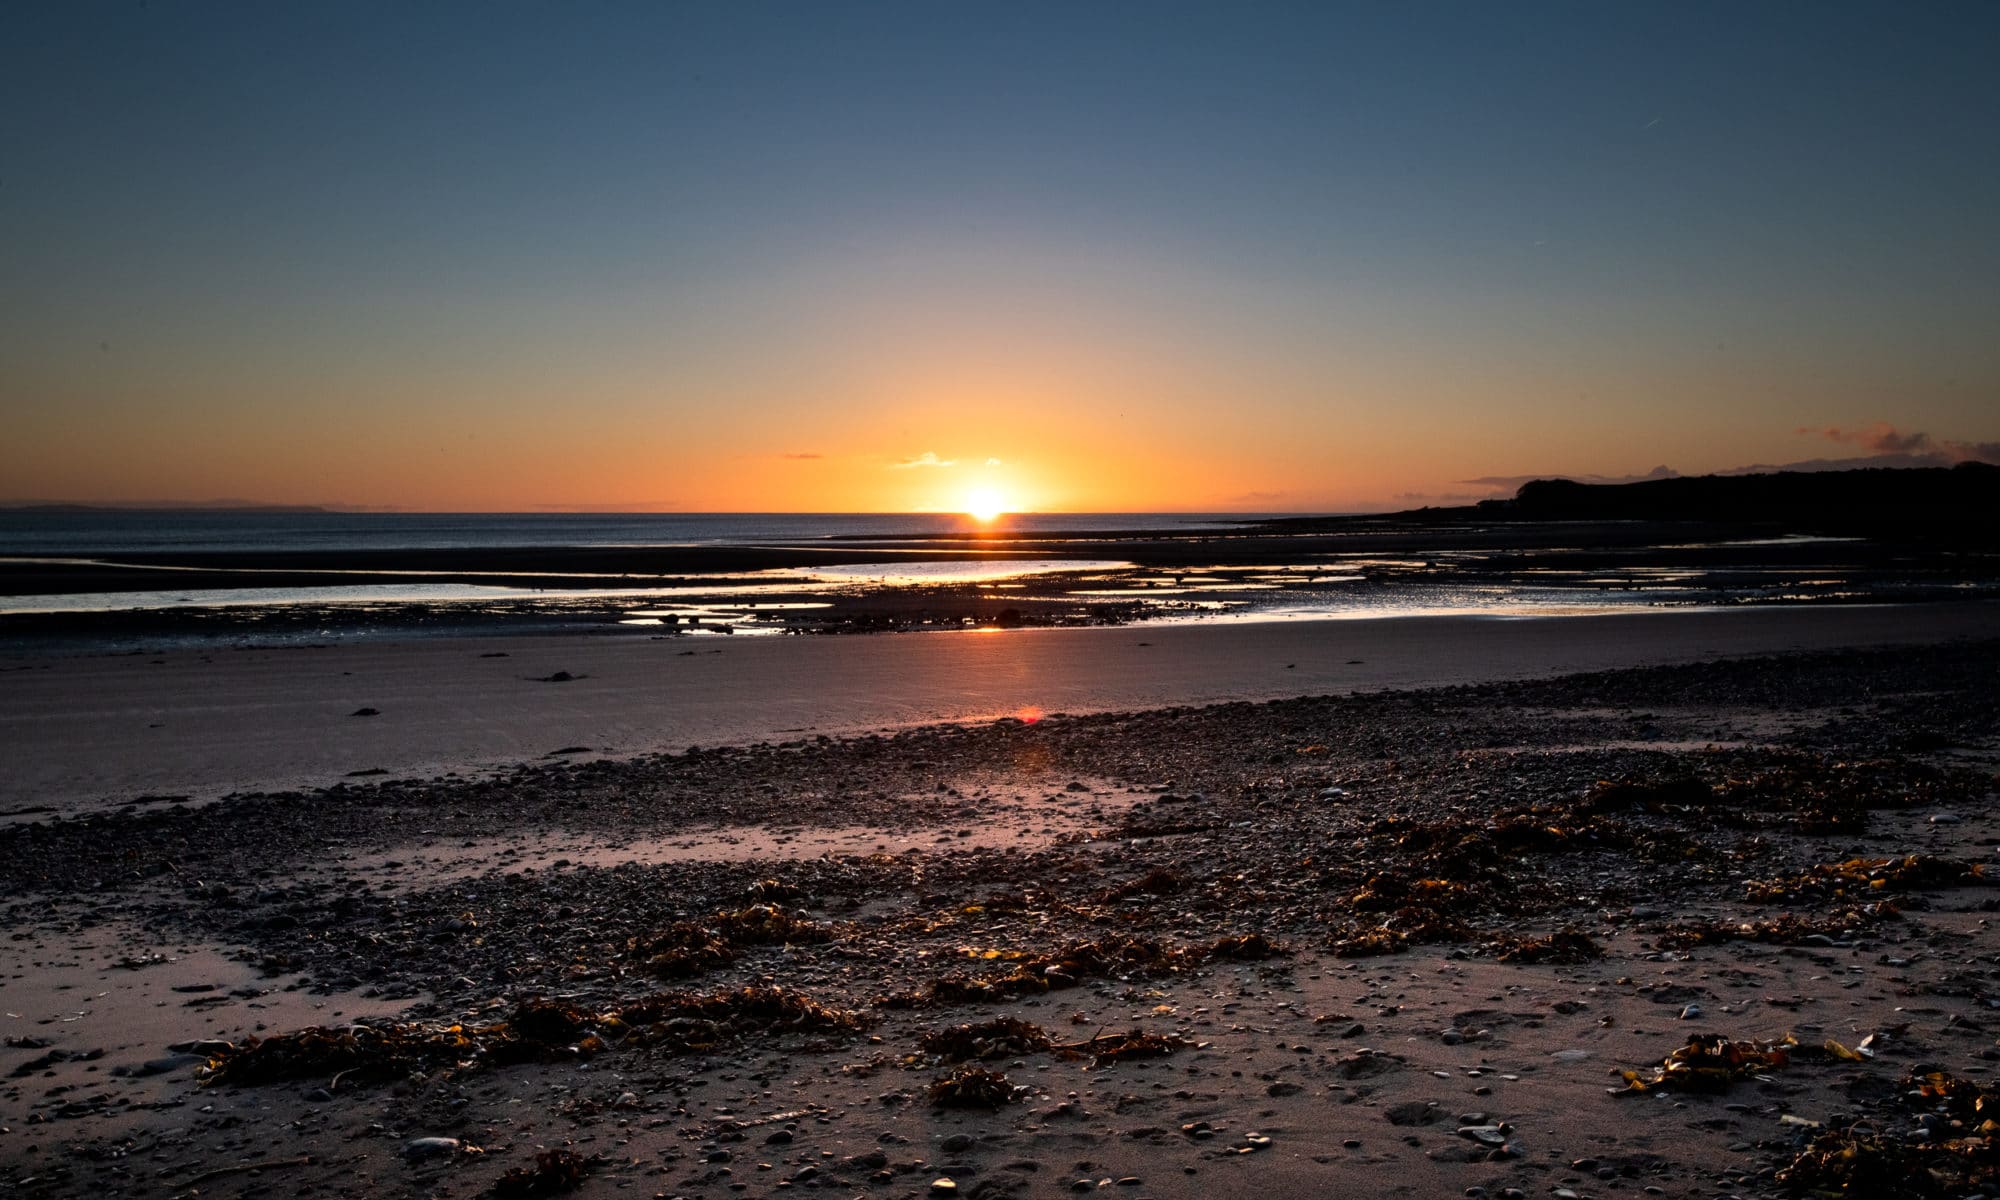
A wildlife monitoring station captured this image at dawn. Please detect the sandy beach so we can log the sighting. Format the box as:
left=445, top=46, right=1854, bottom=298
left=0, top=607, right=1997, bottom=1199
left=5, top=603, right=1998, bottom=813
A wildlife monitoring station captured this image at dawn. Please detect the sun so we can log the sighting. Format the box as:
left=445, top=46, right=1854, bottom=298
left=965, top=486, right=1009, bottom=522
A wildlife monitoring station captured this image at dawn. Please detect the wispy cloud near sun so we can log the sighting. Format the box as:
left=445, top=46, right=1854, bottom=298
left=891, top=452, right=956, bottom=470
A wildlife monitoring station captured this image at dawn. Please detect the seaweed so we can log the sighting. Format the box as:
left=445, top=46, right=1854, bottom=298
left=203, top=986, right=864, bottom=1087
left=1095, top=867, right=1187, bottom=903
left=1773, top=1076, right=2000, bottom=1198
left=879, top=935, right=1277, bottom=1007
left=626, top=904, right=832, bottom=979
left=1494, top=929, right=1603, bottom=964
left=490, top=1148, right=593, bottom=1198
left=919, top=1018, right=1053, bottom=1062
left=1746, top=855, right=1988, bottom=904
left=928, top=1065, right=1020, bottom=1109
left=1654, top=903, right=1898, bottom=950
left=1054, top=1030, right=1188, bottom=1065
left=1613, top=1035, right=1796, bottom=1095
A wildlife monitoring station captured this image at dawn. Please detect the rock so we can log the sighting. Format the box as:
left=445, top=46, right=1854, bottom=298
left=1386, top=1101, right=1440, bottom=1126
left=1458, top=1125, right=1509, bottom=1146
left=941, top=1133, right=976, bottom=1153
left=351, top=707, right=380, bottom=717
left=403, top=1137, right=463, bottom=1160
left=1680, top=1003, right=1703, bottom=1020
left=114, top=1056, right=202, bottom=1080
left=932, top=1179, right=959, bottom=1195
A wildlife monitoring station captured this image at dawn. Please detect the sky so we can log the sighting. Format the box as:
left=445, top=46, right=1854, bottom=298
left=3, top=2, right=1997, bottom=513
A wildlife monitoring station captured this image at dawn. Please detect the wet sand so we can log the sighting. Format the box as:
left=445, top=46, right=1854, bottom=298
left=3, top=602, right=1997, bottom=812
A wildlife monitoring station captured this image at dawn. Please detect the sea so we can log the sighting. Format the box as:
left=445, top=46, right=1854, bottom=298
left=0, top=510, right=1259, bottom=557
left=1, top=509, right=1966, bottom=643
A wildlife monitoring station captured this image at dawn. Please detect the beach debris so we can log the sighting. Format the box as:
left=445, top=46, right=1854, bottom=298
left=1094, top=867, right=1186, bottom=902
left=1493, top=929, right=1603, bottom=964
left=919, top=1017, right=1054, bottom=1062
left=748, top=878, right=806, bottom=902
left=1204, top=932, right=1283, bottom=960
left=928, top=1065, right=1021, bottom=1109
left=1053, top=1030, right=1189, bottom=1065
left=1330, top=909, right=1474, bottom=957
left=490, top=1148, right=593, bottom=1198
left=1654, top=903, right=1898, bottom=950
left=879, top=935, right=1279, bottom=1007
left=1745, top=855, right=1988, bottom=903
left=1583, top=776, right=1714, bottom=813
left=628, top=925, right=738, bottom=979
left=202, top=987, right=863, bottom=1086
left=1774, top=1072, right=2000, bottom=1197
left=627, top=905, right=833, bottom=978
left=1613, top=1035, right=1799, bottom=1094
left=709, top=903, right=834, bottom=945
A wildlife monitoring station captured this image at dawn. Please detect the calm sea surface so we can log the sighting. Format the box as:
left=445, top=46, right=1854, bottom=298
left=0, top=511, right=1267, bottom=556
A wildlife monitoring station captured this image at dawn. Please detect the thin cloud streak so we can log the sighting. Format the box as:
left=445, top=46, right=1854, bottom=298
left=890, top=452, right=957, bottom=470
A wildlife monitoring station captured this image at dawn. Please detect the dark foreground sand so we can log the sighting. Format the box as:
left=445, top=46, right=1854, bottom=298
left=1, top=617, right=1998, bottom=1200
left=4, top=602, right=1998, bottom=812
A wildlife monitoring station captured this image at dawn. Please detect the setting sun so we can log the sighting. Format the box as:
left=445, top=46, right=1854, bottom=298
left=965, top=487, right=1009, bottom=522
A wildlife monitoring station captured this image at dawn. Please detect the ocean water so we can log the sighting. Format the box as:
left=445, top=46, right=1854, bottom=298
left=0, top=511, right=1267, bottom=556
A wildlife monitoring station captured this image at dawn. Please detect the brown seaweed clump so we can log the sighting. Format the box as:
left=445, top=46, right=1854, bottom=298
left=201, top=997, right=613, bottom=1087
left=1329, top=909, right=1474, bottom=958
left=919, top=1018, right=1053, bottom=1062
left=1055, top=1030, right=1188, bottom=1065
left=626, top=925, right=739, bottom=979
left=1494, top=929, right=1604, bottom=964
left=627, top=905, right=833, bottom=978
left=710, top=904, right=834, bottom=945
left=1653, top=903, right=1898, bottom=951
left=1613, top=1036, right=1794, bottom=1095
left=1746, top=855, right=1988, bottom=903
left=617, top=985, right=866, bottom=1051
left=1774, top=1073, right=2000, bottom=1198
left=928, top=1065, right=1020, bottom=1109
left=879, top=935, right=1279, bottom=1008
left=204, top=987, right=864, bottom=1086
left=490, top=1148, right=593, bottom=1198
left=1094, top=867, right=1187, bottom=903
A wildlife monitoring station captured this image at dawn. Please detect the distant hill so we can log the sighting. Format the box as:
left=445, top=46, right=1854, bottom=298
left=1253, top=462, right=2000, bottom=545
left=1492, top=462, right=1998, bottom=534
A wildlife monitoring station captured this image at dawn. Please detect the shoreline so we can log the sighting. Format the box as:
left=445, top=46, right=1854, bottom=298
left=4, top=601, right=1997, bottom=814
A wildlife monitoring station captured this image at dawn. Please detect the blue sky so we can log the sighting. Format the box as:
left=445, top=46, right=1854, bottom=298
left=4, top=2, right=1996, bottom=509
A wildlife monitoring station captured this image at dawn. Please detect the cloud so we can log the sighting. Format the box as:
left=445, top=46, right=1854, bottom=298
left=890, top=452, right=956, bottom=469
left=780, top=452, right=823, bottom=460
left=1796, top=422, right=1999, bottom=466
left=1801, top=422, right=1934, bottom=455
left=984, top=457, right=1003, bottom=467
